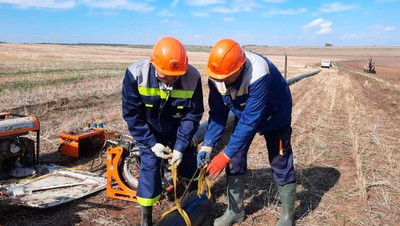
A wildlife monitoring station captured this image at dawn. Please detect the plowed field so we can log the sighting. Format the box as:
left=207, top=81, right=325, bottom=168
left=1, top=44, right=399, bottom=225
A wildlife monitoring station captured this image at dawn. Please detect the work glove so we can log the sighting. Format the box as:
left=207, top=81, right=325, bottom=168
left=197, top=147, right=212, bottom=168
left=207, top=152, right=231, bottom=179
left=151, top=143, right=172, bottom=159
left=170, top=150, right=183, bottom=166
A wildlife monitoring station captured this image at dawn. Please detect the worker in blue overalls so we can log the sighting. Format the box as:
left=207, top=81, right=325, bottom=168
left=197, top=39, right=296, bottom=226
left=122, top=37, right=204, bottom=226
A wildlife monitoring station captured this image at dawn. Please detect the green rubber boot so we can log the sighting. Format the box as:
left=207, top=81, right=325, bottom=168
left=214, top=175, right=245, bottom=226
left=277, top=183, right=296, bottom=226
left=141, top=206, right=152, bottom=226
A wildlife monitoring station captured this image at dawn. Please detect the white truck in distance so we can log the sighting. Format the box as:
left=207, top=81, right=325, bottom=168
left=321, top=60, right=332, bottom=68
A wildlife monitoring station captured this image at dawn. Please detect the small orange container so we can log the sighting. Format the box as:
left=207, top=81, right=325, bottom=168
left=59, top=128, right=105, bottom=158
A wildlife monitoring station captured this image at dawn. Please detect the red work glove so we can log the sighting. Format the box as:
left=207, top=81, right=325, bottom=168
left=207, top=152, right=231, bottom=179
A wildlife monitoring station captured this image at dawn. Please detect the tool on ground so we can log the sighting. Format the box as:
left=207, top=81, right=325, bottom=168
left=59, top=126, right=105, bottom=158
left=0, top=169, right=107, bottom=208
left=93, top=119, right=104, bottom=129
left=1, top=180, right=96, bottom=197
left=0, top=112, right=40, bottom=176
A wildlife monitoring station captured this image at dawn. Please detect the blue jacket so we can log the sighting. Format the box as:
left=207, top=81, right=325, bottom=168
left=203, top=52, right=292, bottom=158
left=122, top=59, right=204, bottom=152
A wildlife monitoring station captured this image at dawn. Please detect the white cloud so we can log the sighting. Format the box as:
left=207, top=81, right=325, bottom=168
left=211, top=0, right=256, bottom=13
left=160, top=19, right=169, bottom=24
left=315, top=27, right=332, bottom=35
left=184, top=0, right=225, bottom=6
left=319, top=2, right=357, bottom=13
left=384, top=26, right=396, bottom=31
left=266, top=8, right=307, bottom=15
left=0, top=0, right=155, bottom=11
left=0, top=0, right=75, bottom=9
left=171, top=0, right=180, bottom=8
left=193, top=34, right=202, bottom=39
left=191, top=11, right=209, bottom=17
left=224, top=17, right=234, bottom=22
left=303, top=18, right=332, bottom=35
left=211, top=7, right=232, bottom=13
left=81, top=0, right=154, bottom=12
left=157, top=9, right=174, bottom=16
left=374, top=24, right=397, bottom=34
left=88, top=9, right=118, bottom=16
left=303, top=18, right=323, bottom=30
left=262, top=0, right=286, bottom=3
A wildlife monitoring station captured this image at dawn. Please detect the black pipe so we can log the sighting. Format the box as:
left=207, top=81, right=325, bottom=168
left=286, top=69, right=321, bottom=85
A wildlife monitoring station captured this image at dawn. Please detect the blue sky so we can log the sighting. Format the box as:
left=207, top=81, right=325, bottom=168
left=0, top=0, right=399, bottom=46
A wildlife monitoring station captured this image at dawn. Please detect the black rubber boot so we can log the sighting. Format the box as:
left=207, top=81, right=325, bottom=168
left=277, top=183, right=296, bottom=226
left=214, top=174, right=245, bottom=226
left=141, top=206, right=152, bottom=226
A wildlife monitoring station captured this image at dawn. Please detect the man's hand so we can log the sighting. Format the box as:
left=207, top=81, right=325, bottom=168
left=197, top=146, right=212, bottom=168
left=151, top=143, right=172, bottom=159
left=170, top=150, right=183, bottom=166
left=207, top=152, right=230, bottom=179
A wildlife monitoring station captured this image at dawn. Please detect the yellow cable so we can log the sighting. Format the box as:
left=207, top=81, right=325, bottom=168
left=161, top=163, right=192, bottom=226
left=197, top=164, right=212, bottom=199
left=160, top=164, right=212, bottom=225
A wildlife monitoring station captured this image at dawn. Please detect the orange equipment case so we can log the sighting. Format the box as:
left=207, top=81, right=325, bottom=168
left=0, top=112, right=40, bottom=165
left=59, top=128, right=105, bottom=158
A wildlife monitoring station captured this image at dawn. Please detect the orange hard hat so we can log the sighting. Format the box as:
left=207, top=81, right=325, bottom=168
left=206, top=39, right=246, bottom=80
left=150, top=37, right=188, bottom=76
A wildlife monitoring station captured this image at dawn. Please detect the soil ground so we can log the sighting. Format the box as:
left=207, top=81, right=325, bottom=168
left=0, top=44, right=399, bottom=225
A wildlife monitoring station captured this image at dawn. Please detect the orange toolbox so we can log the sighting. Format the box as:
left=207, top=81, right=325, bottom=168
left=59, top=127, right=105, bottom=158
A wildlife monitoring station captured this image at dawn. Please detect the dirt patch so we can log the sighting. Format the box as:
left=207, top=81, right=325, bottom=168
left=339, top=56, right=400, bottom=86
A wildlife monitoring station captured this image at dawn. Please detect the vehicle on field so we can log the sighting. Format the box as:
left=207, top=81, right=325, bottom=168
left=321, top=60, right=332, bottom=68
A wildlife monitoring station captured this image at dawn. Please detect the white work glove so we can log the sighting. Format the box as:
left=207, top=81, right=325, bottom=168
left=151, top=143, right=172, bottom=159
left=170, top=150, right=183, bottom=166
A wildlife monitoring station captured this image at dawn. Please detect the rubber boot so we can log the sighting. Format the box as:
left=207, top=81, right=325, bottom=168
left=214, top=175, right=245, bottom=226
left=141, top=206, right=152, bottom=226
left=277, top=183, right=296, bottom=226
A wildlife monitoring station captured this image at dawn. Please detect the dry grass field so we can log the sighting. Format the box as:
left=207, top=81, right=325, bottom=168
left=1, top=43, right=400, bottom=225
